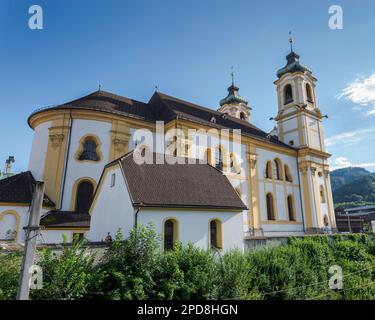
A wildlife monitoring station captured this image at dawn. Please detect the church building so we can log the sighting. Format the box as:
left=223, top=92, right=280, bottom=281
left=0, top=45, right=336, bottom=251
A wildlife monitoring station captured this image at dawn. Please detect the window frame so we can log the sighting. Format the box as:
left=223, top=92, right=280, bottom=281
left=163, top=218, right=178, bottom=251
left=209, top=219, right=223, bottom=249
left=74, top=134, right=103, bottom=163
left=266, top=193, right=276, bottom=221
left=284, top=84, right=294, bottom=105
left=71, top=178, right=97, bottom=212
left=306, top=83, right=314, bottom=103
left=287, top=195, right=296, bottom=221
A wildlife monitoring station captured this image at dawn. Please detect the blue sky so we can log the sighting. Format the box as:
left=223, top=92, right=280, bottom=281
left=1, top=0, right=375, bottom=173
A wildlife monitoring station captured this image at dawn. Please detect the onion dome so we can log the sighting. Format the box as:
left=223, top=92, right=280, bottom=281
left=219, top=82, right=248, bottom=107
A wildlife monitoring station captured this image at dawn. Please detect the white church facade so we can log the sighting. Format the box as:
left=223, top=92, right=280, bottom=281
left=0, top=46, right=336, bottom=251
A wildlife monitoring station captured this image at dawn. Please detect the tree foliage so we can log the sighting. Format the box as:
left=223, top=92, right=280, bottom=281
left=1, top=231, right=374, bottom=300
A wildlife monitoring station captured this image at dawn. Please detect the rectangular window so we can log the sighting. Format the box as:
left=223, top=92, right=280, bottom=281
left=110, top=173, right=116, bottom=187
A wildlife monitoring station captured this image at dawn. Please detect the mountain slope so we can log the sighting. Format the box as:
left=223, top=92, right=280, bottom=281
left=330, top=167, right=375, bottom=208
left=330, top=167, right=373, bottom=192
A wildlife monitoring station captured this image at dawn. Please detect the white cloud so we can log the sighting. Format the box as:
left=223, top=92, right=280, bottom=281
left=330, top=156, right=375, bottom=172
left=325, top=128, right=375, bottom=147
left=334, top=156, right=352, bottom=167
left=337, top=73, right=375, bottom=116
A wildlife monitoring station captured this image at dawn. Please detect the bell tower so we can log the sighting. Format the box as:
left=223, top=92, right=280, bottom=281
left=274, top=37, right=326, bottom=151
left=274, top=35, right=336, bottom=234
left=218, top=68, right=252, bottom=122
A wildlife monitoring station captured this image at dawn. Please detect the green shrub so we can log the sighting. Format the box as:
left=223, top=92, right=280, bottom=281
left=1, top=229, right=374, bottom=300
left=94, top=224, right=160, bottom=300
left=0, top=252, right=21, bottom=300
left=30, top=240, right=97, bottom=300
left=214, top=249, right=253, bottom=299
left=153, top=243, right=217, bottom=300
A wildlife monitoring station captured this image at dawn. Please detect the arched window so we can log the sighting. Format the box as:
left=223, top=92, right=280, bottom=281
left=230, top=153, right=241, bottom=174
left=164, top=219, right=178, bottom=251
left=284, top=84, right=293, bottom=104
left=204, top=148, right=213, bottom=165
left=265, top=161, right=273, bottom=179
left=323, top=214, right=329, bottom=227
left=210, top=219, right=222, bottom=249
left=75, top=181, right=94, bottom=213
left=320, top=185, right=326, bottom=203
left=306, top=83, right=313, bottom=103
left=287, top=195, right=295, bottom=221
left=215, top=147, right=224, bottom=171
left=273, top=159, right=282, bottom=180
left=284, top=165, right=293, bottom=182
left=240, top=112, right=246, bottom=120
left=0, top=211, right=20, bottom=241
left=77, top=136, right=101, bottom=161
left=266, top=193, right=275, bottom=220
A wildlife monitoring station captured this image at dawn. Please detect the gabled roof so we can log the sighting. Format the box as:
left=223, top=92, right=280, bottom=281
left=0, top=171, right=55, bottom=207
left=116, top=152, right=247, bottom=210
left=40, top=211, right=90, bottom=229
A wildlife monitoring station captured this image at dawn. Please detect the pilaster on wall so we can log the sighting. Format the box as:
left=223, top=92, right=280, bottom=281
left=110, top=120, right=131, bottom=161
left=298, top=162, right=314, bottom=230
left=324, top=169, right=336, bottom=228
left=310, top=164, right=323, bottom=229
left=43, top=115, right=71, bottom=206
left=246, top=145, right=263, bottom=236
left=299, top=159, right=337, bottom=233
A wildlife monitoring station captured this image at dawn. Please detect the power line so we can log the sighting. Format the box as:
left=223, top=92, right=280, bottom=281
left=306, top=280, right=375, bottom=300
left=262, top=263, right=375, bottom=297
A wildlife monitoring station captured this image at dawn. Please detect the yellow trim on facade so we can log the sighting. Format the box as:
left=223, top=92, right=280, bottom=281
left=299, top=164, right=313, bottom=228
left=294, top=78, right=300, bottom=103
left=286, top=194, right=297, bottom=221
left=297, top=113, right=304, bottom=146
left=109, top=120, right=131, bottom=161
left=298, top=147, right=331, bottom=159
left=265, top=192, right=277, bottom=221
left=29, top=109, right=156, bottom=132
left=0, top=210, right=21, bottom=241
left=247, top=145, right=261, bottom=230
left=43, top=115, right=70, bottom=206
left=74, top=134, right=104, bottom=163
left=324, top=170, right=336, bottom=228
left=261, top=220, right=302, bottom=225
left=174, top=118, right=298, bottom=157
left=208, top=218, right=223, bottom=249
left=311, top=170, right=323, bottom=228
left=70, top=177, right=97, bottom=211
left=0, top=202, right=29, bottom=207
left=162, top=217, right=179, bottom=250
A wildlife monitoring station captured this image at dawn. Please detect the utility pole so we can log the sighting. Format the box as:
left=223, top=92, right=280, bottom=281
left=17, top=181, right=44, bottom=300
